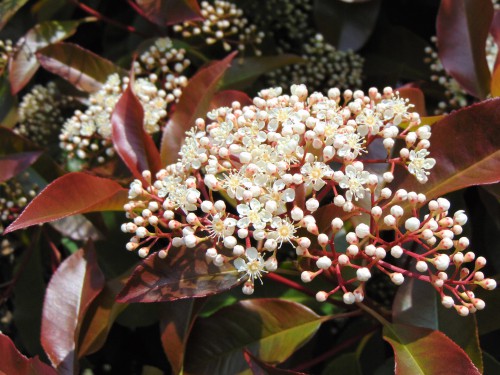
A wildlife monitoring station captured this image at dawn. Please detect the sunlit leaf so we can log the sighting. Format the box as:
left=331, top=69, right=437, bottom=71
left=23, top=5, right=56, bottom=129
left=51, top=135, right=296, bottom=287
left=116, top=245, right=240, bottom=303
left=0, top=150, right=42, bottom=183
left=0, top=332, right=56, bottom=375
left=160, top=52, right=236, bottom=165
left=160, top=298, right=207, bottom=374
left=9, top=19, right=89, bottom=94
left=111, top=81, right=162, bottom=181
left=314, top=0, right=381, bottom=51
left=4, top=172, right=128, bottom=233
left=184, top=299, right=327, bottom=374
left=383, top=323, right=480, bottom=375
left=37, top=42, right=125, bottom=93
left=0, top=0, right=29, bottom=30
left=437, top=0, right=493, bottom=99
left=41, top=242, right=105, bottom=374
left=133, top=0, right=202, bottom=25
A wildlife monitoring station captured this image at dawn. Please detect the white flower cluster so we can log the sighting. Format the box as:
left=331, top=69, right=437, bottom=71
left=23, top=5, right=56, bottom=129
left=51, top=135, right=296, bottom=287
left=424, top=35, right=498, bottom=114
left=0, top=175, right=37, bottom=235
left=59, top=74, right=168, bottom=166
left=123, top=84, right=438, bottom=296
left=173, top=0, right=264, bottom=55
left=133, top=37, right=190, bottom=103
left=0, top=39, right=13, bottom=75
left=16, top=82, right=75, bottom=146
left=266, top=34, right=364, bottom=92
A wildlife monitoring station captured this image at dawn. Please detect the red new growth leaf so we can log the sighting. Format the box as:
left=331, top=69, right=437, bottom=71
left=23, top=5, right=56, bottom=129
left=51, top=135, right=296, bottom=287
left=437, top=0, right=493, bottom=99
left=41, top=242, right=105, bottom=374
left=0, top=332, right=57, bottom=375
left=160, top=52, right=237, bottom=165
left=111, top=81, right=162, bottom=181
left=4, top=172, right=128, bottom=233
left=397, top=85, right=427, bottom=116
left=0, top=151, right=42, bottom=183
left=116, top=245, right=240, bottom=303
left=209, top=90, right=252, bottom=111
left=133, top=0, right=202, bottom=25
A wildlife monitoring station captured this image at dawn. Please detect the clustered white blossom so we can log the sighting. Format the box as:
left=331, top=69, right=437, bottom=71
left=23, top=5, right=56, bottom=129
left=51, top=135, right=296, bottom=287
left=16, top=82, right=76, bottom=146
left=119, top=84, right=488, bottom=305
left=0, top=39, right=13, bottom=75
left=0, top=175, right=37, bottom=235
left=133, top=37, right=190, bottom=103
left=424, top=35, right=498, bottom=114
left=266, top=34, right=364, bottom=92
left=173, top=0, right=264, bottom=55
left=59, top=74, right=168, bottom=166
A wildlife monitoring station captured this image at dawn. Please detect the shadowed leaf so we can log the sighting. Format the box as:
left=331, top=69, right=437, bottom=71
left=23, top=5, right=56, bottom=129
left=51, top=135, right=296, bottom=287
left=185, top=299, right=326, bottom=375
left=134, top=0, right=202, bottom=25
left=116, top=245, right=240, bottom=303
left=383, top=323, right=480, bottom=375
left=243, top=349, right=307, bottom=375
left=4, top=172, right=128, bottom=233
left=160, top=298, right=207, bottom=374
left=0, top=0, right=29, bottom=30
left=37, top=42, right=125, bottom=93
left=209, top=90, right=252, bottom=111
left=9, top=19, right=88, bottom=94
left=0, top=151, right=42, bottom=183
left=0, top=332, right=56, bottom=375
left=160, top=52, right=236, bottom=165
left=437, top=0, right=493, bottom=99
left=41, top=242, right=105, bottom=374
left=111, top=82, right=162, bottom=180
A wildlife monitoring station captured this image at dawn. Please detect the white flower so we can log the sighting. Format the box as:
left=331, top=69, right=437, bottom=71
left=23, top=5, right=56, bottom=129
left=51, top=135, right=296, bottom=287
left=301, top=162, right=333, bottom=191
left=206, top=214, right=237, bottom=240
left=236, top=199, right=272, bottom=229
left=267, top=217, right=297, bottom=247
left=233, top=247, right=267, bottom=284
left=338, top=165, right=370, bottom=201
left=222, top=171, right=251, bottom=200
left=355, top=108, right=383, bottom=136
left=408, top=149, right=436, bottom=183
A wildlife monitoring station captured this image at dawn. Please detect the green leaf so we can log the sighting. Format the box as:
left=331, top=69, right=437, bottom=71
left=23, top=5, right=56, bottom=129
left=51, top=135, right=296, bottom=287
left=184, top=299, right=327, bottom=375
left=322, top=352, right=362, bottom=375
left=221, top=54, right=304, bottom=90
left=9, top=19, right=90, bottom=94
left=0, top=76, right=18, bottom=127
left=483, top=352, right=500, bottom=374
left=383, top=323, right=481, bottom=375
left=437, top=0, right=493, bottom=99
left=0, top=0, right=29, bottom=30
left=37, top=42, right=125, bottom=93
left=476, top=276, right=500, bottom=335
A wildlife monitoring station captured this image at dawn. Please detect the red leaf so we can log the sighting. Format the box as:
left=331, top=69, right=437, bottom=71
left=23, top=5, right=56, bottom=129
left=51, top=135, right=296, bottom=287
left=160, top=52, right=237, bottom=165
left=134, top=0, right=202, bottom=26
left=0, top=151, right=42, bottom=183
left=393, top=99, right=500, bottom=201
left=397, top=85, right=427, bottom=116
left=111, top=82, right=162, bottom=181
left=41, top=242, right=105, bottom=374
left=209, top=90, right=252, bottom=111
left=437, top=0, right=493, bottom=99
left=37, top=43, right=125, bottom=93
left=4, top=172, right=128, bottom=234
left=116, top=245, right=240, bottom=303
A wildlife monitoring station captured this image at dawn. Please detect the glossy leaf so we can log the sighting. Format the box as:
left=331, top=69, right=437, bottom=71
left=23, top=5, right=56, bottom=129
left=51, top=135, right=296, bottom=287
left=111, top=81, right=162, bottom=180
left=4, top=172, right=128, bottom=234
left=393, top=99, right=500, bottom=204
left=383, top=323, right=480, bottom=375
left=37, top=42, right=125, bottom=93
left=184, top=299, right=326, bottom=374
left=221, top=54, right=304, bottom=90
left=9, top=19, right=87, bottom=94
left=134, top=0, right=202, bottom=25
left=160, top=298, right=207, bottom=374
left=160, top=52, right=236, bottom=165
left=0, top=150, right=42, bottom=183
left=0, top=332, right=56, bottom=375
left=209, top=90, right=252, bottom=111
left=116, top=245, right=240, bottom=303
left=41, top=242, right=105, bottom=374
left=314, top=0, right=381, bottom=51
left=0, top=0, right=29, bottom=30
left=243, top=349, right=307, bottom=375
left=437, top=0, right=493, bottom=99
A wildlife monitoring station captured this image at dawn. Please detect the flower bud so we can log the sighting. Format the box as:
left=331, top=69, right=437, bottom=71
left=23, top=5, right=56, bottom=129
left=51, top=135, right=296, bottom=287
left=316, top=256, right=332, bottom=270
left=356, top=267, right=371, bottom=281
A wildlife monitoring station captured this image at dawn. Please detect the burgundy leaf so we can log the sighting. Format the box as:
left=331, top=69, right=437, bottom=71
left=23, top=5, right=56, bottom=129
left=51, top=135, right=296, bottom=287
left=116, top=245, right=240, bottom=303
left=41, top=242, right=105, bottom=374
left=134, top=0, right=202, bottom=26
left=209, top=90, right=252, bottom=111
left=437, top=0, right=493, bottom=99
left=4, top=172, right=128, bottom=234
left=397, top=85, right=427, bottom=116
left=111, top=82, right=162, bottom=181
left=0, top=151, right=42, bottom=183
left=160, top=52, right=237, bottom=165
left=0, top=332, right=56, bottom=375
